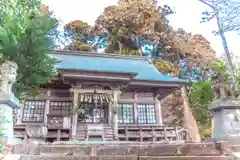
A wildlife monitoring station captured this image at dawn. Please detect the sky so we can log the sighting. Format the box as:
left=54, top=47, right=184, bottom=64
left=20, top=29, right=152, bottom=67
left=42, top=0, right=240, bottom=57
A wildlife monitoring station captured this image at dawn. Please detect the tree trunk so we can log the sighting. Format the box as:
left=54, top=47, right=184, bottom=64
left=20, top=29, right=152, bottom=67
left=118, top=41, right=123, bottom=52
left=198, top=0, right=238, bottom=93
left=181, top=86, right=201, bottom=141
left=138, top=35, right=143, bottom=56
left=216, top=12, right=238, bottom=93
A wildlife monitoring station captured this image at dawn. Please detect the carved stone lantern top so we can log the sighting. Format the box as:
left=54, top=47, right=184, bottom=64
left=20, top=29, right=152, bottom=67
left=0, top=61, right=18, bottom=100
left=25, top=124, right=48, bottom=138
left=209, top=99, right=240, bottom=112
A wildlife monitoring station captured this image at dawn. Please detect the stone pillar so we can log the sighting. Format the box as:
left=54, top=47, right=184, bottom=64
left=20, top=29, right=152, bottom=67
left=0, top=101, right=14, bottom=144
left=209, top=99, right=240, bottom=141
left=0, top=61, right=18, bottom=144
left=70, top=88, right=79, bottom=139
left=112, top=89, right=121, bottom=139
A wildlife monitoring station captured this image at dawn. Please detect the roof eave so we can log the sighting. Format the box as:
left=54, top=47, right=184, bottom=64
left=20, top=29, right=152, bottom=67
left=57, top=68, right=138, bottom=78
left=129, top=79, right=185, bottom=87
left=57, top=68, right=186, bottom=86
left=48, top=50, right=147, bottom=61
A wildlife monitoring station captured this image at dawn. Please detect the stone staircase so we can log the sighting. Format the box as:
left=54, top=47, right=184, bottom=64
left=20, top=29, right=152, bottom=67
left=74, top=124, right=114, bottom=141
left=12, top=141, right=235, bottom=160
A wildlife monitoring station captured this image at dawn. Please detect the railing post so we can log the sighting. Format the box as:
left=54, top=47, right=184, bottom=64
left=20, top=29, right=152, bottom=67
left=175, top=127, right=179, bottom=141
left=152, top=126, right=156, bottom=141
left=164, top=126, right=167, bottom=141
left=125, top=126, right=128, bottom=141
left=139, top=127, right=143, bottom=141
left=57, top=129, right=61, bottom=141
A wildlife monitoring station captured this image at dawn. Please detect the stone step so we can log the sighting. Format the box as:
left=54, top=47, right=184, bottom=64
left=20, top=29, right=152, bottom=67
left=13, top=142, right=225, bottom=156
left=19, top=155, right=234, bottom=160
left=230, top=145, right=240, bottom=152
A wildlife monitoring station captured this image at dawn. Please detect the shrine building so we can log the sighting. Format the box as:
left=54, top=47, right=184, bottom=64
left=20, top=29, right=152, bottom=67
left=14, top=50, right=188, bottom=142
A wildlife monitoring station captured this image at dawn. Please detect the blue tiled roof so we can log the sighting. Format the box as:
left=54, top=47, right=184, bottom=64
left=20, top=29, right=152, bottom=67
left=48, top=53, right=185, bottom=83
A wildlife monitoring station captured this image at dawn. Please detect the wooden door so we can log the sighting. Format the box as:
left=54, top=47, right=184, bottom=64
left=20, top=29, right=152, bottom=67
left=78, top=103, right=108, bottom=124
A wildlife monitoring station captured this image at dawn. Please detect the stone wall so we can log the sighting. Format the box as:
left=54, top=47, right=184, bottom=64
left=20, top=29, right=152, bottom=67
left=12, top=142, right=234, bottom=160
left=161, top=87, right=200, bottom=140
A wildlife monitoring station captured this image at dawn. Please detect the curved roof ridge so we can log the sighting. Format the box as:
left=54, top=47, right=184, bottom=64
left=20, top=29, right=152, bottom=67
left=48, top=52, right=186, bottom=83
left=48, top=50, right=147, bottom=61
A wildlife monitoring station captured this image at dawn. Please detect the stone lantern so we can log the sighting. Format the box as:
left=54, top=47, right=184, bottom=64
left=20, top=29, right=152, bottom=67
left=0, top=61, right=18, bottom=144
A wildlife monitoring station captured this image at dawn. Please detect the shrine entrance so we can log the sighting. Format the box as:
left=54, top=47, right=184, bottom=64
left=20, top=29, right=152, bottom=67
left=76, top=92, right=112, bottom=125
left=77, top=103, right=108, bottom=124
left=70, top=86, right=121, bottom=139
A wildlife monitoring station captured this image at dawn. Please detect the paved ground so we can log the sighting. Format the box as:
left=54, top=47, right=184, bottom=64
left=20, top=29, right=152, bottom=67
left=3, top=154, right=20, bottom=160
left=232, top=152, right=240, bottom=159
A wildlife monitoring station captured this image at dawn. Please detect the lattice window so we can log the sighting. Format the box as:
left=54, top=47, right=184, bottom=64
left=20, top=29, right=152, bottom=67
left=137, top=104, right=156, bottom=124
left=49, top=101, right=72, bottom=116
left=22, top=100, right=45, bottom=123
left=118, top=104, right=134, bottom=124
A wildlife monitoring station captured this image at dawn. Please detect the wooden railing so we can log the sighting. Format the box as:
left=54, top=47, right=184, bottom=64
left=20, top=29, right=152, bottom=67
left=14, top=123, right=188, bottom=142
left=118, top=125, right=188, bottom=141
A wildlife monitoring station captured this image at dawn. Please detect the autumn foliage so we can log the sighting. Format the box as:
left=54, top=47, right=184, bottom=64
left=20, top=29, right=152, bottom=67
left=63, top=0, right=216, bottom=74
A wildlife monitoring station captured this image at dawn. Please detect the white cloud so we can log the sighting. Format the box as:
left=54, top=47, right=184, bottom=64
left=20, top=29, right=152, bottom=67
left=42, top=0, right=240, bottom=56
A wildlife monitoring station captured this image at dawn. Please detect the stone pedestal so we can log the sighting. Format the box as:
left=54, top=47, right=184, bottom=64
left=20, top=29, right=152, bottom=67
left=25, top=124, right=47, bottom=144
left=25, top=124, right=47, bottom=138
left=0, top=100, right=17, bottom=144
left=0, top=61, right=18, bottom=144
left=209, top=99, right=240, bottom=140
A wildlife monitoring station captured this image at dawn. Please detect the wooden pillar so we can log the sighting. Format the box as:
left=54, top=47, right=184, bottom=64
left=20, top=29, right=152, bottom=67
left=19, top=103, right=24, bottom=124
left=108, top=102, right=112, bottom=125
left=44, top=100, right=50, bottom=126
left=133, top=92, right=138, bottom=124
left=112, top=89, right=121, bottom=139
left=44, top=90, right=51, bottom=126
left=155, top=94, right=163, bottom=125
left=70, top=88, right=79, bottom=139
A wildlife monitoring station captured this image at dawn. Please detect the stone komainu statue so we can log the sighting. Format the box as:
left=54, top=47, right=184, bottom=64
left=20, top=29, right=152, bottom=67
left=212, top=73, right=235, bottom=100
left=0, top=61, right=17, bottom=99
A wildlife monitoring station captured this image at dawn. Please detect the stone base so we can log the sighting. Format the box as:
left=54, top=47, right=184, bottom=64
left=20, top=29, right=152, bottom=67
left=19, top=155, right=234, bottom=160
left=227, top=136, right=240, bottom=145
left=0, top=101, right=15, bottom=145
left=26, top=138, right=46, bottom=145
left=209, top=99, right=240, bottom=140
left=13, top=142, right=227, bottom=155
left=13, top=142, right=234, bottom=160
left=25, top=124, right=48, bottom=139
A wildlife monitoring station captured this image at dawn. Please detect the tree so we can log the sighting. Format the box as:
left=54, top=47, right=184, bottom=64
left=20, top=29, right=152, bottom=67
left=94, top=0, right=216, bottom=79
left=95, top=0, right=174, bottom=54
left=199, top=0, right=240, bottom=93
left=188, top=81, right=213, bottom=140
left=63, top=20, right=92, bottom=51
left=58, top=0, right=219, bottom=139
left=188, top=57, right=240, bottom=140
left=0, top=0, right=58, bottom=99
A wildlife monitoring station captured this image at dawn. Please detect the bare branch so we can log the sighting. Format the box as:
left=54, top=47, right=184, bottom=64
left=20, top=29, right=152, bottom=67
left=198, top=0, right=216, bottom=10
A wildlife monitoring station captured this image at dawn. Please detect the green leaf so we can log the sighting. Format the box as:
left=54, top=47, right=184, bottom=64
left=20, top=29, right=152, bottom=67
left=0, top=0, right=59, bottom=98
